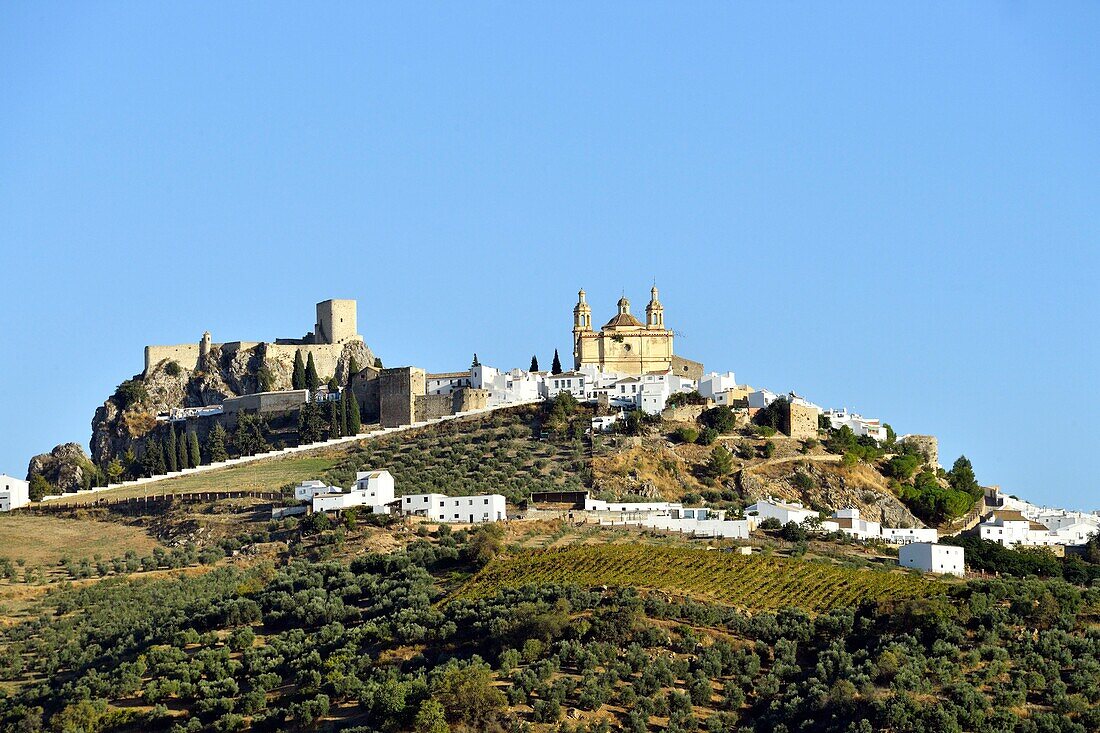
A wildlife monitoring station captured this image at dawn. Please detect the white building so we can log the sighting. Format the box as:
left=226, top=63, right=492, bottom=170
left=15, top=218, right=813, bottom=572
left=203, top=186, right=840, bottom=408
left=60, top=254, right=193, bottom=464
left=545, top=371, right=589, bottom=401
left=312, top=489, right=363, bottom=513
left=980, top=509, right=1097, bottom=547
left=881, top=527, right=939, bottom=545
left=399, top=492, right=506, bottom=523
left=426, top=371, right=474, bottom=396
left=635, top=371, right=697, bottom=415
left=978, top=510, right=1052, bottom=547
left=354, top=470, right=396, bottom=504
left=311, top=469, right=397, bottom=515
left=830, top=508, right=882, bottom=541
left=823, top=408, right=888, bottom=442
left=1051, top=523, right=1098, bottom=545
left=745, top=499, right=819, bottom=527
left=0, top=474, right=30, bottom=511
left=469, top=365, right=545, bottom=406
left=585, top=497, right=682, bottom=514
left=746, top=389, right=780, bottom=409
left=591, top=413, right=624, bottom=433
left=294, top=479, right=335, bottom=502
left=698, top=372, right=737, bottom=400
left=899, top=542, right=965, bottom=577
left=620, top=516, right=750, bottom=539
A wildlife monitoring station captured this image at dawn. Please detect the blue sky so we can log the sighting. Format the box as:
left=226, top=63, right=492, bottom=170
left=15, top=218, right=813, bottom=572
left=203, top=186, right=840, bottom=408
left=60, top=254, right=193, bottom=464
left=1, top=4, right=1098, bottom=509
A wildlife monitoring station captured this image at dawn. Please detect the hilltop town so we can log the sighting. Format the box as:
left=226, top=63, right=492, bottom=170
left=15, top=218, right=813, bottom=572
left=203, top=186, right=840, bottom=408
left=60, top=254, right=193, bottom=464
left=4, top=289, right=1096, bottom=558
left=1, top=287, right=1098, bottom=733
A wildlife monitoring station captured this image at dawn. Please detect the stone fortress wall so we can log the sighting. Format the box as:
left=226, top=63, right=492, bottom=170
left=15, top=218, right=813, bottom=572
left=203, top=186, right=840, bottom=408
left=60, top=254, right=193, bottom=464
left=144, top=300, right=360, bottom=377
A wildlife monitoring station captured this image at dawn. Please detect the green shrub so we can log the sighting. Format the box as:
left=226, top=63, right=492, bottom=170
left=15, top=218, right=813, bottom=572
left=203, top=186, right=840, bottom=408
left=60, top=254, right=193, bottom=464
left=674, top=427, right=699, bottom=444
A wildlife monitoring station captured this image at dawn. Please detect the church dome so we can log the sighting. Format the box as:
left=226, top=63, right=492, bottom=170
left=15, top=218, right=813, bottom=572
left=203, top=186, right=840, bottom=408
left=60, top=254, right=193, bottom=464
left=603, top=312, right=644, bottom=329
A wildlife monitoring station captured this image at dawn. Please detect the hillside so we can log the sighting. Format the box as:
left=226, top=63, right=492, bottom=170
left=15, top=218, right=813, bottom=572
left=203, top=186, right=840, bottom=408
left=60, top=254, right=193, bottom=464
left=46, top=399, right=958, bottom=531
left=0, top=514, right=1096, bottom=733
left=455, top=545, right=937, bottom=612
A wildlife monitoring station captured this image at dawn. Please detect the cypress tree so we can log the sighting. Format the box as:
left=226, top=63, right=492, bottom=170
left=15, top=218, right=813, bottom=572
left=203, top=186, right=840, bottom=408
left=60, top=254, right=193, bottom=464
left=298, top=402, right=324, bottom=444
left=258, top=363, right=274, bottom=392
left=142, top=438, right=161, bottom=477
left=165, top=426, right=178, bottom=473
left=306, top=352, right=320, bottom=391
left=340, top=392, right=349, bottom=436
left=530, top=355, right=539, bottom=371
left=188, top=431, right=202, bottom=467
left=347, top=356, right=360, bottom=384
left=373, top=357, right=383, bottom=368
left=327, top=376, right=338, bottom=392
left=292, top=350, right=307, bottom=390
left=551, top=349, right=563, bottom=375
left=155, top=441, right=167, bottom=476
left=347, top=391, right=362, bottom=435
left=208, top=424, right=228, bottom=462
left=327, top=399, right=341, bottom=438
left=177, top=429, right=189, bottom=469
left=471, top=353, right=480, bottom=367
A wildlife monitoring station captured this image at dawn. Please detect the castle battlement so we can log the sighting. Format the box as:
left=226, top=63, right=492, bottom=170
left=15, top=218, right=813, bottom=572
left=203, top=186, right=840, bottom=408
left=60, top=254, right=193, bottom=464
left=144, top=300, right=362, bottom=376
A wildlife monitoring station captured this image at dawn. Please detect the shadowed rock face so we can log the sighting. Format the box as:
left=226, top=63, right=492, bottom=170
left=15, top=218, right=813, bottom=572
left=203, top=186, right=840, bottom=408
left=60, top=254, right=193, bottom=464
left=27, top=442, right=95, bottom=493
left=89, top=340, right=375, bottom=465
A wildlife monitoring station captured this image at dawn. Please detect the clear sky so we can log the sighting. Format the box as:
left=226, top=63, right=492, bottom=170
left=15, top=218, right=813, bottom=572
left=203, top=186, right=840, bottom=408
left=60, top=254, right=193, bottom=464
left=1, top=4, right=1097, bottom=509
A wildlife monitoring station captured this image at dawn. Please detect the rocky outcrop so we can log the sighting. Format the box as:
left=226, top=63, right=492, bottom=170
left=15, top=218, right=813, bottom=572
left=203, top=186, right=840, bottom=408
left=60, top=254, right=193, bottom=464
left=745, top=461, right=925, bottom=528
left=27, top=443, right=96, bottom=493
left=90, top=340, right=376, bottom=464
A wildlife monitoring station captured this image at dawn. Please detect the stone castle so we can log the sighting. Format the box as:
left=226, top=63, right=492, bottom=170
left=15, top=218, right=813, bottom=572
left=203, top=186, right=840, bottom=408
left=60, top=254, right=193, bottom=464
left=144, top=299, right=362, bottom=380
left=573, top=287, right=703, bottom=380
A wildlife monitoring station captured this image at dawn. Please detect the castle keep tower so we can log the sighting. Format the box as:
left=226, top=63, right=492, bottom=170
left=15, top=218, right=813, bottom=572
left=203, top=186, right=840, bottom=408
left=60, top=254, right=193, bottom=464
left=314, top=299, right=358, bottom=345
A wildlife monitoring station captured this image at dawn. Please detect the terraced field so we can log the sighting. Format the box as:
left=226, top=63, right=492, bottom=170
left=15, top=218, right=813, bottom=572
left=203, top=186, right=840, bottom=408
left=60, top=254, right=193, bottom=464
left=456, top=544, right=938, bottom=612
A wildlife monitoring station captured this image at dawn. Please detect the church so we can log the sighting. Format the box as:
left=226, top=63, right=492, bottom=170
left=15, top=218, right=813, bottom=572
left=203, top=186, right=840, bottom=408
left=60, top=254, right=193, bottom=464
left=572, top=287, right=703, bottom=380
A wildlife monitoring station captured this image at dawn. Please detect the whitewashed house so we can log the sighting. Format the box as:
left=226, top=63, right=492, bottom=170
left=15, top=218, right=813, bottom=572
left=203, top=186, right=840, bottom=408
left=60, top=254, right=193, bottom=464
left=746, top=389, right=780, bottom=409
left=636, top=371, right=697, bottom=415
left=311, top=469, right=397, bottom=515
left=427, top=371, right=473, bottom=396
left=823, top=408, right=888, bottom=442
left=745, top=499, right=819, bottom=527
left=0, top=474, right=30, bottom=511
left=545, top=372, right=589, bottom=401
left=1031, top=510, right=1100, bottom=535
left=1052, top=523, right=1098, bottom=545
left=591, top=413, right=625, bottom=433
left=399, top=493, right=506, bottom=523
left=978, top=510, right=1049, bottom=547
left=899, top=542, right=965, bottom=577
left=830, top=508, right=882, bottom=541
left=353, top=470, right=396, bottom=505
left=294, top=480, right=335, bottom=502
left=312, top=489, right=363, bottom=513
left=699, top=372, right=738, bottom=400
left=881, top=527, right=939, bottom=545
left=469, top=365, right=545, bottom=406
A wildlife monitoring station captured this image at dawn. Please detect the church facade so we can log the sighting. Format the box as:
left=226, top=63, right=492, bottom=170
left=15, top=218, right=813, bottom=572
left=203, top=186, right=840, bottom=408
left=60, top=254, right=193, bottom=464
left=572, top=287, right=703, bottom=379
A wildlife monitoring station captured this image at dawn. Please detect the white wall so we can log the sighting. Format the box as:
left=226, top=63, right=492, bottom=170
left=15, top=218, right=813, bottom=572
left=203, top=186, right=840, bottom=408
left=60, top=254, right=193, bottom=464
left=899, top=543, right=964, bottom=577
left=0, top=474, right=30, bottom=511
left=399, top=493, right=506, bottom=523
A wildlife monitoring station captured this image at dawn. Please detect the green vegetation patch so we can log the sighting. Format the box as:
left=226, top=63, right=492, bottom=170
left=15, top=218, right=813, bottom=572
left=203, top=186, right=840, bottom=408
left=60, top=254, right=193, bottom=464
left=456, top=544, right=937, bottom=612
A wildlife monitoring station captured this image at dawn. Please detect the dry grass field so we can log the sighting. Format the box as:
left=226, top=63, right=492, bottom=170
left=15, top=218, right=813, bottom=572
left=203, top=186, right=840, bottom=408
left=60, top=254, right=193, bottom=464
left=0, top=514, right=161, bottom=567
left=49, top=454, right=343, bottom=505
